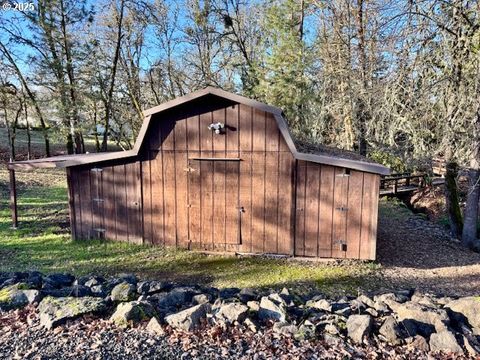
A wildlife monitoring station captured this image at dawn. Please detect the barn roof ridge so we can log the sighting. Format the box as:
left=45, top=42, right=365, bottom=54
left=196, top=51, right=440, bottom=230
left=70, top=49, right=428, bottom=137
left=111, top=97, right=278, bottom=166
left=8, top=87, right=390, bottom=175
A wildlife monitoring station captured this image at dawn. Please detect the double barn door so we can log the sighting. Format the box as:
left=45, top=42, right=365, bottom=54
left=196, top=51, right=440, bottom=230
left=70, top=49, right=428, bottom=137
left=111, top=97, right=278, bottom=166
left=186, top=158, right=242, bottom=251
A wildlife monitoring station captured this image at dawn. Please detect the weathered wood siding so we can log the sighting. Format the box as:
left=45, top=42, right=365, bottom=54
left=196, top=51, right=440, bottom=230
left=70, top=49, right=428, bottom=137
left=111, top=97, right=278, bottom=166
left=66, top=95, right=380, bottom=260
left=141, top=100, right=296, bottom=254
left=68, top=161, right=143, bottom=243
left=294, top=161, right=380, bottom=260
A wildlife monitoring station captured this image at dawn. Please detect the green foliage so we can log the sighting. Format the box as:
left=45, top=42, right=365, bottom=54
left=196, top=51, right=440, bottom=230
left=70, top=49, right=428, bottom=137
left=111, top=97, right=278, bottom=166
left=368, top=150, right=408, bottom=173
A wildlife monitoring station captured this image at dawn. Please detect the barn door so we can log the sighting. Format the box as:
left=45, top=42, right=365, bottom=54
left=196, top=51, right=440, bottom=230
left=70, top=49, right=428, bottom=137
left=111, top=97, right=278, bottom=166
left=187, top=159, right=241, bottom=251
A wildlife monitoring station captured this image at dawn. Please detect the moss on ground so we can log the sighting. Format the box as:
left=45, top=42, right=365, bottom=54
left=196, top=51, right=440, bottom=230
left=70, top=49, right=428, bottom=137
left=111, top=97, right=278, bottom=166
left=0, top=168, right=381, bottom=296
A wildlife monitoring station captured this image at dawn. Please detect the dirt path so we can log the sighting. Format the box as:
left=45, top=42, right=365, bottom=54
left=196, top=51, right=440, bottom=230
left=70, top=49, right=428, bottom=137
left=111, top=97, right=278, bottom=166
left=376, top=200, right=480, bottom=296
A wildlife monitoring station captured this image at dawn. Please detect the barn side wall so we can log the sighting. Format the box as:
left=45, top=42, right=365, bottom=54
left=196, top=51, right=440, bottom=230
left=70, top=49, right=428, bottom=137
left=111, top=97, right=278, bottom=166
left=67, top=160, right=143, bottom=244
left=294, top=161, right=380, bottom=260
left=141, top=99, right=296, bottom=254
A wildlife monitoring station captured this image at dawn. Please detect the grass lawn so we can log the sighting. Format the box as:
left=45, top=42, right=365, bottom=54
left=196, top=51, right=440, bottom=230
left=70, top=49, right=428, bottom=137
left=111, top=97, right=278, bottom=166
left=0, top=167, right=380, bottom=296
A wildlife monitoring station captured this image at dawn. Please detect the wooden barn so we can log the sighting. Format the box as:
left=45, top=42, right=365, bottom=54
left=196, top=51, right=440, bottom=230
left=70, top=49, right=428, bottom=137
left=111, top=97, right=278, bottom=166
left=8, top=87, right=390, bottom=260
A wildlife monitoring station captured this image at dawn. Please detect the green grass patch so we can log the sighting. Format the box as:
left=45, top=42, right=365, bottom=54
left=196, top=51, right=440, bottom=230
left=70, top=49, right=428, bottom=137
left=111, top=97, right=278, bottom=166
left=0, top=169, right=380, bottom=295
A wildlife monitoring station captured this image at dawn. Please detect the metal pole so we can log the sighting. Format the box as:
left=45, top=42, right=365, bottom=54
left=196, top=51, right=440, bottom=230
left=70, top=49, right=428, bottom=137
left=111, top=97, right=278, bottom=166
left=9, top=169, right=18, bottom=228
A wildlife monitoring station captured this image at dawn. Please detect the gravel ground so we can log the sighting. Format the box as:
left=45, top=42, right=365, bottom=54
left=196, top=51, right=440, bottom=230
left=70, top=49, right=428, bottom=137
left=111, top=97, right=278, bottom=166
left=0, top=305, right=440, bottom=360
left=376, top=204, right=480, bottom=296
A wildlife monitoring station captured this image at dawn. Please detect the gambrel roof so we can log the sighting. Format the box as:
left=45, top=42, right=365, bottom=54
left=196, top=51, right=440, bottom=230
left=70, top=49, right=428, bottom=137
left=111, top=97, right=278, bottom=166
left=9, top=87, right=390, bottom=175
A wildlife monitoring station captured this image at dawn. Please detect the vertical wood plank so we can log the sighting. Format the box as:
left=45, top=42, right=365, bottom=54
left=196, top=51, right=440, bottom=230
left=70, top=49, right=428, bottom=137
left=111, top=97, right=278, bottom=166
left=65, top=168, right=76, bottom=239
left=162, top=151, right=177, bottom=246
left=304, top=163, right=320, bottom=257
left=80, top=169, right=93, bottom=239
left=265, top=113, right=279, bottom=152
left=277, top=152, right=294, bottom=255
left=226, top=104, right=239, bottom=154
left=318, top=165, right=335, bottom=257
left=370, top=175, right=380, bottom=260
left=359, top=173, right=374, bottom=259
left=213, top=160, right=226, bottom=249
left=331, top=167, right=348, bottom=258
left=174, top=115, right=188, bottom=247
left=150, top=151, right=165, bottom=246
left=264, top=152, right=279, bottom=253
left=252, top=109, right=266, bottom=152
left=161, top=117, right=176, bottom=150
left=126, top=162, right=142, bottom=244
left=103, top=166, right=116, bottom=241
left=73, top=170, right=83, bottom=239
left=175, top=151, right=189, bottom=247
left=115, top=165, right=128, bottom=241
left=225, top=161, right=239, bottom=244
left=239, top=153, right=252, bottom=252
left=294, top=161, right=306, bottom=256
left=359, top=174, right=380, bottom=260
left=345, top=171, right=364, bottom=259
left=90, top=168, right=100, bottom=237
left=251, top=152, right=265, bottom=253
left=239, top=105, right=252, bottom=152
left=200, top=156, right=214, bottom=249
left=188, top=159, right=201, bottom=244
left=141, top=155, right=153, bottom=245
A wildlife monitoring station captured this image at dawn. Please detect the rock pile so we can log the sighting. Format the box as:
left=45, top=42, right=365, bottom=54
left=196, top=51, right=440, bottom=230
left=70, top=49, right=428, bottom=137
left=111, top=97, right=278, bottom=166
left=1, top=270, right=480, bottom=356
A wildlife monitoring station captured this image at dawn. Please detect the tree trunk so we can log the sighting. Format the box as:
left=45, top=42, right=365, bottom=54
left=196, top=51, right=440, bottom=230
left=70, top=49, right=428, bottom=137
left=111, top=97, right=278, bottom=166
left=0, top=42, right=50, bottom=156
left=445, top=161, right=463, bottom=238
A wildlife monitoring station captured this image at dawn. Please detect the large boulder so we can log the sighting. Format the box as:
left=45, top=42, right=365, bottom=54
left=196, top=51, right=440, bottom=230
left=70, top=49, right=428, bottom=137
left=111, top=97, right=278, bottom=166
left=165, top=303, right=211, bottom=332
left=154, top=287, right=196, bottom=310
left=306, top=299, right=332, bottom=312
left=43, top=273, right=75, bottom=289
left=379, top=316, right=404, bottom=345
left=0, top=284, right=41, bottom=311
left=258, top=296, right=287, bottom=322
left=38, top=296, right=106, bottom=329
left=387, top=301, right=449, bottom=336
left=429, top=330, right=464, bottom=354
left=445, top=297, right=480, bottom=332
left=346, top=315, right=372, bottom=344
left=111, top=282, right=137, bottom=302
left=215, top=303, right=248, bottom=324
left=110, top=301, right=156, bottom=327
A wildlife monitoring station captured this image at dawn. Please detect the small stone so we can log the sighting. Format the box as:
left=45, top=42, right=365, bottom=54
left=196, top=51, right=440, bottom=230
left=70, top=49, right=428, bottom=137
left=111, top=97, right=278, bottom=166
left=164, top=303, right=211, bottom=332
left=244, top=317, right=258, bottom=332
left=429, top=330, right=463, bottom=354
left=110, top=301, right=156, bottom=327
left=295, top=320, right=316, bottom=340
left=324, top=323, right=339, bottom=335
left=306, top=299, right=332, bottom=312
left=111, top=282, right=137, bottom=302
left=117, top=273, right=138, bottom=285
left=192, top=294, right=211, bottom=305
left=258, top=296, right=286, bottom=322
left=272, top=321, right=298, bottom=336
left=357, top=294, right=375, bottom=308
left=215, top=303, right=249, bottom=324
left=379, top=316, right=403, bottom=345
left=146, top=317, right=166, bottom=336
left=238, top=288, right=257, bottom=303
left=408, top=335, right=430, bottom=352
left=247, top=301, right=260, bottom=312
left=346, top=314, right=372, bottom=344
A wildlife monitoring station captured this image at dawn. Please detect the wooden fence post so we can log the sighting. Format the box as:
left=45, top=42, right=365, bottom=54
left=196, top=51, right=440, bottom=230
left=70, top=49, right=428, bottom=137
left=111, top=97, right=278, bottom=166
left=9, top=169, right=18, bottom=228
